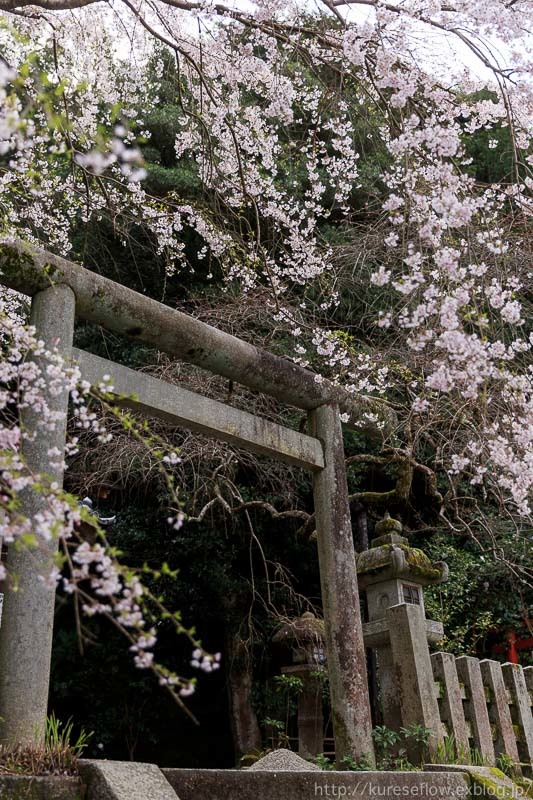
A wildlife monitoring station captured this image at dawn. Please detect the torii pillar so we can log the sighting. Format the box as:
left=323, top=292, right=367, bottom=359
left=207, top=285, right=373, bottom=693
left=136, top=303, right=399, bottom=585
left=0, top=284, right=75, bottom=745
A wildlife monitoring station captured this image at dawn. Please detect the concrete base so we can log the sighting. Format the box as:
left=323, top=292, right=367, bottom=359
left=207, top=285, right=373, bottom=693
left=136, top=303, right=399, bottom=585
left=79, top=759, right=178, bottom=800
left=163, top=768, right=470, bottom=800
left=0, top=774, right=82, bottom=799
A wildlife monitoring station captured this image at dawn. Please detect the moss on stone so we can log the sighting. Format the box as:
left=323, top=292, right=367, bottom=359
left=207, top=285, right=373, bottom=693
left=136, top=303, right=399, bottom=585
left=0, top=244, right=59, bottom=295
left=515, top=778, right=533, bottom=798
left=357, top=543, right=443, bottom=582
left=403, top=546, right=443, bottom=580
left=375, top=514, right=403, bottom=536
left=272, top=612, right=325, bottom=643
left=466, top=768, right=520, bottom=800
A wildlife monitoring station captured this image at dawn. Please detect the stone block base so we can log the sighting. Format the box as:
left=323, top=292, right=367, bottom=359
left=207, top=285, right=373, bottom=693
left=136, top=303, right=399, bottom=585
left=0, top=774, right=82, bottom=799
left=163, top=768, right=470, bottom=800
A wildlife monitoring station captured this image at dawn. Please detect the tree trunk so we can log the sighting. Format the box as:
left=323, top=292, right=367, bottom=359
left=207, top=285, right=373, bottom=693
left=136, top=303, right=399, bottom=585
left=225, top=632, right=262, bottom=763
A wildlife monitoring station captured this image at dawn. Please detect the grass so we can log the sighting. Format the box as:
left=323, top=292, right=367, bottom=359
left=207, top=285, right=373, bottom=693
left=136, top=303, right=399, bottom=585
left=0, top=713, right=92, bottom=776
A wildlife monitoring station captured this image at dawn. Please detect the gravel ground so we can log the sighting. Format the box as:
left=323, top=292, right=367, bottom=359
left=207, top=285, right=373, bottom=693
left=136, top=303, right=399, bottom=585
left=248, top=749, right=320, bottom=771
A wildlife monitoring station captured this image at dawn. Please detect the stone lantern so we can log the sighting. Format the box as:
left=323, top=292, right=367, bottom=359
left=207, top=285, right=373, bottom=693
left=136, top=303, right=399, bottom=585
left=356, top=513, right=448, bottom=732
left=77, top=496, right=116, bottom=542
left=273, top=612, right=326, bottom=758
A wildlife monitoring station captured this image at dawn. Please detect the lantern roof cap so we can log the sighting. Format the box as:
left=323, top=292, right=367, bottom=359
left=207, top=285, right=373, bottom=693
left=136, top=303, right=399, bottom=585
left=272, top=611, right=325, bottom=644
left=374, top=511, right=403, bottom=539
left=357, top=513, right=448, bottom=588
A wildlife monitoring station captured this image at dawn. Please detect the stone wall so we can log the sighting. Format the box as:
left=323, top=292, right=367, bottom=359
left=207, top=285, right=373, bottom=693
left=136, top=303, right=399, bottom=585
left=0, top=775, right=82, bottom=799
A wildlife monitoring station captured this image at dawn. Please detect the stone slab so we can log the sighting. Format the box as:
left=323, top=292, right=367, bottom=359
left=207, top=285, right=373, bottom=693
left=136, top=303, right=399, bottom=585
left=164, top=768, right=470, bottom=800
left=0, top=774, right=82, bottom=799
left=425, top=765, right=526, bottom=798
left=79, top=759, right=179, bottom=800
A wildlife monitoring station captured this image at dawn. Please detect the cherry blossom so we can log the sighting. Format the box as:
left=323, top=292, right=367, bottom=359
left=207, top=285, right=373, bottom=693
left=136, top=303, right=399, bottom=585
left=0, top=0, right=531, bottom=695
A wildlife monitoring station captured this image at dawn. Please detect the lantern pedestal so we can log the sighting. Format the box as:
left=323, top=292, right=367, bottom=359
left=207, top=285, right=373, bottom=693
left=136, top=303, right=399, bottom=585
left=357, top=514, right=448, bottom=742
left=273, top=612, right=326, bottom=758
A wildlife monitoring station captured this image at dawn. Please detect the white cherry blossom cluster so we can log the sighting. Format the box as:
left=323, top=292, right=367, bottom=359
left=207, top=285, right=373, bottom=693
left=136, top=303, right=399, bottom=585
left=191, top=648, right=221, bottom=673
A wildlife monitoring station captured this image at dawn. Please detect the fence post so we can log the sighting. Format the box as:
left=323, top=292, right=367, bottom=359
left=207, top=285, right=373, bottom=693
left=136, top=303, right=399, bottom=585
left=455, top=656, right=495, bottom=764
left=309, top=403, right=374, bottom=766
left=431, top=652, right=469, bottom=759
left=502, top=663, right=533, bottom=774
left=480, top=660, right=520, bottom=769
left=524, top=666, right=533, bottom=697
left=0, top=284, right=76, bottom=746
left=387, top=603, right=443, bottom=763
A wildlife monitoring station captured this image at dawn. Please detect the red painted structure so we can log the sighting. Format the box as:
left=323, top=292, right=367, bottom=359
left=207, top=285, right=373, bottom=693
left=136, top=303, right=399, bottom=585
left=491, top=624, right=533, bottom=664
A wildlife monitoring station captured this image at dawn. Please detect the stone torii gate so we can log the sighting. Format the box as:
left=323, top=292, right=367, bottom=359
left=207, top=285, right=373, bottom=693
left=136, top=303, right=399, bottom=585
left=0, top=242, right=393, bottom=763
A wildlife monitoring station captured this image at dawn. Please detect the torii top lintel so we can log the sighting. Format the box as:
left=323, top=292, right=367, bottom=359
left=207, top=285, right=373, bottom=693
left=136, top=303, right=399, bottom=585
left=0, top=241, right=394, bottom=434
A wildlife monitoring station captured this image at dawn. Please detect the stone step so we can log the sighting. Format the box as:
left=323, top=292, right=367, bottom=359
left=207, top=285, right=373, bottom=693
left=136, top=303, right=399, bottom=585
left=163, top=768, right=470, bottom=800
left=79, top=759, right=179, bottom=800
